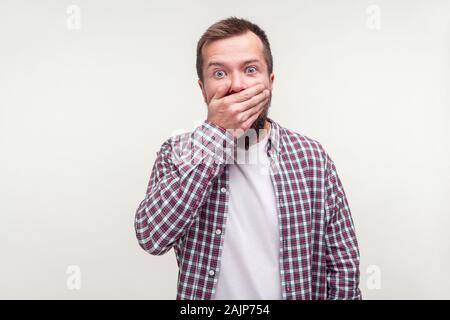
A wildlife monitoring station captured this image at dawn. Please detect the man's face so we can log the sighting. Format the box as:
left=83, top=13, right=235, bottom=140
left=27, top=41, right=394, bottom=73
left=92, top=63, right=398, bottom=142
left=198, top=30, right=274, bottom=132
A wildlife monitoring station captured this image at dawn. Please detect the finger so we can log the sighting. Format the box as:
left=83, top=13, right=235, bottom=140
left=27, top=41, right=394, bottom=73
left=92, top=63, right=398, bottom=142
left=242, top=106, right=264, bottom=130
left=238, top=95, right=268, bottom=123
left=236, top=89, right=270, bottom=112
left=227, top=83, right=265, bottom=103
left=211, top=80, right=231, bottom=101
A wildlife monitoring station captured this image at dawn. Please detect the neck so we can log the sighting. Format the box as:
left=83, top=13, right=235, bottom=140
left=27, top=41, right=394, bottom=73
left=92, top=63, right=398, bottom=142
left=239, top=120, right=271, bottom=151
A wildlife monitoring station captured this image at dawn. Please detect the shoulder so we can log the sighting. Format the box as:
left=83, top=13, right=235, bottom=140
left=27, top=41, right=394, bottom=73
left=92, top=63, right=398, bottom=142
left=161, top=120, right=232, bottom=153
left=158, top=129, right=191, bottom=155
left=275, top=122, right=334, bottom=172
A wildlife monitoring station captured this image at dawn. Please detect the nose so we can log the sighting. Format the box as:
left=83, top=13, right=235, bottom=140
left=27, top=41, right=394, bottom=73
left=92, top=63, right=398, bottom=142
left=229, top=72, right=247, bottom=94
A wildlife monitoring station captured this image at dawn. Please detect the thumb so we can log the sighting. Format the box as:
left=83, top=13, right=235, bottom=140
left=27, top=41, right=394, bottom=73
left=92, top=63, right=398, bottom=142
left=212, top=80, right=231, bottom=101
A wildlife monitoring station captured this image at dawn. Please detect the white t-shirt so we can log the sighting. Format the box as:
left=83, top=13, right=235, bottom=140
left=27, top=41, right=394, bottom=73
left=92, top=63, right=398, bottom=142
left=213, top=126, right=282, bottom=300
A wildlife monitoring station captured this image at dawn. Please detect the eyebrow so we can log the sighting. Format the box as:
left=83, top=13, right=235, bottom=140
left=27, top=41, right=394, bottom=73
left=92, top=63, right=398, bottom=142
left=206, top=59, right=261, bottom=69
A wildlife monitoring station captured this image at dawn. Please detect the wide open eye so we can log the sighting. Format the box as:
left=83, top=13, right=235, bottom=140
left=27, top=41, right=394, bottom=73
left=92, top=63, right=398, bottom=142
left=246, top=66, right=257, bottom=74
left=214, top=70, right=226, bottom=78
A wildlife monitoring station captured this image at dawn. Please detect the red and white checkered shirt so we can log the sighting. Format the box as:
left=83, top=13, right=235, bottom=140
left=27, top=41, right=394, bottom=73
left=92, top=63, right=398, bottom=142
left=134, top=117, right=362, bottom=300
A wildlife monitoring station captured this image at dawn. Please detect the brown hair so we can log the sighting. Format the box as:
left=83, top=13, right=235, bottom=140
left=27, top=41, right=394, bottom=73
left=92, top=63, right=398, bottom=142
left=196, top=17, right=273, bottom=81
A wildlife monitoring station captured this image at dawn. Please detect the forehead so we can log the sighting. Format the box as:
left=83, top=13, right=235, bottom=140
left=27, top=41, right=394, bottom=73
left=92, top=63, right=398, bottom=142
left=202, top=31, right=265, bottom=66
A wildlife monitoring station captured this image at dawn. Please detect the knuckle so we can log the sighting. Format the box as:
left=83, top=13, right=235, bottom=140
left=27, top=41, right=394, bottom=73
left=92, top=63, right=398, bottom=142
left=241, top=90, right=250, bottom=99
left=230, top=106, right=240, bottom=115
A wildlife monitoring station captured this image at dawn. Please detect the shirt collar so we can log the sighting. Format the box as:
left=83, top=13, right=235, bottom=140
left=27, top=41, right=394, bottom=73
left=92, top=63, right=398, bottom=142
left=266, top=116, right=282, bottom=157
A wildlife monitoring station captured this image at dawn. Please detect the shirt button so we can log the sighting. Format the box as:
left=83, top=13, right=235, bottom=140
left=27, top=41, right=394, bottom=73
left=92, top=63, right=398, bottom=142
left=220, top=187, right=227, bottom=193
left=286, top=286, right=290, bottom=291
left=215, top=229, right=222, bottom=235
left=209, top=270, right=215, bottom=276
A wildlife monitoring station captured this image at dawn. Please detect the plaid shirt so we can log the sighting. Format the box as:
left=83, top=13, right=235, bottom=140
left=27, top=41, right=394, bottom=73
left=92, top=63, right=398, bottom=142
left=135, top=117, right=362, bottom=300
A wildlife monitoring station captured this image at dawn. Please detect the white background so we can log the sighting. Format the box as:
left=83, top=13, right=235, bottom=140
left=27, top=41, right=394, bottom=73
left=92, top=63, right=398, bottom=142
left=1, top=0, right=449, bottom=299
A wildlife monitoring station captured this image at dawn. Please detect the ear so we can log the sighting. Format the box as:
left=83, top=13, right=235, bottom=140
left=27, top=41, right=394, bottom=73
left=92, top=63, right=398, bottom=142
left=198, top=79, right=207, bottom=104
left=269, top=73, right=275, bottom=91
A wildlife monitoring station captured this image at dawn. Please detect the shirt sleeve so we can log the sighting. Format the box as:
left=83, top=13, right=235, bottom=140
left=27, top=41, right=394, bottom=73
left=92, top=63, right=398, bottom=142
left=134, top=120, right=235, bottom=255
left=322, top=149, right=362, bottom=300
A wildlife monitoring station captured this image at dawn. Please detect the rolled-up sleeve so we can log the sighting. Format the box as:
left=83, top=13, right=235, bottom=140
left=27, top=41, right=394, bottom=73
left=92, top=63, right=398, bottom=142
left=134, top=120, right=234, bottom=256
